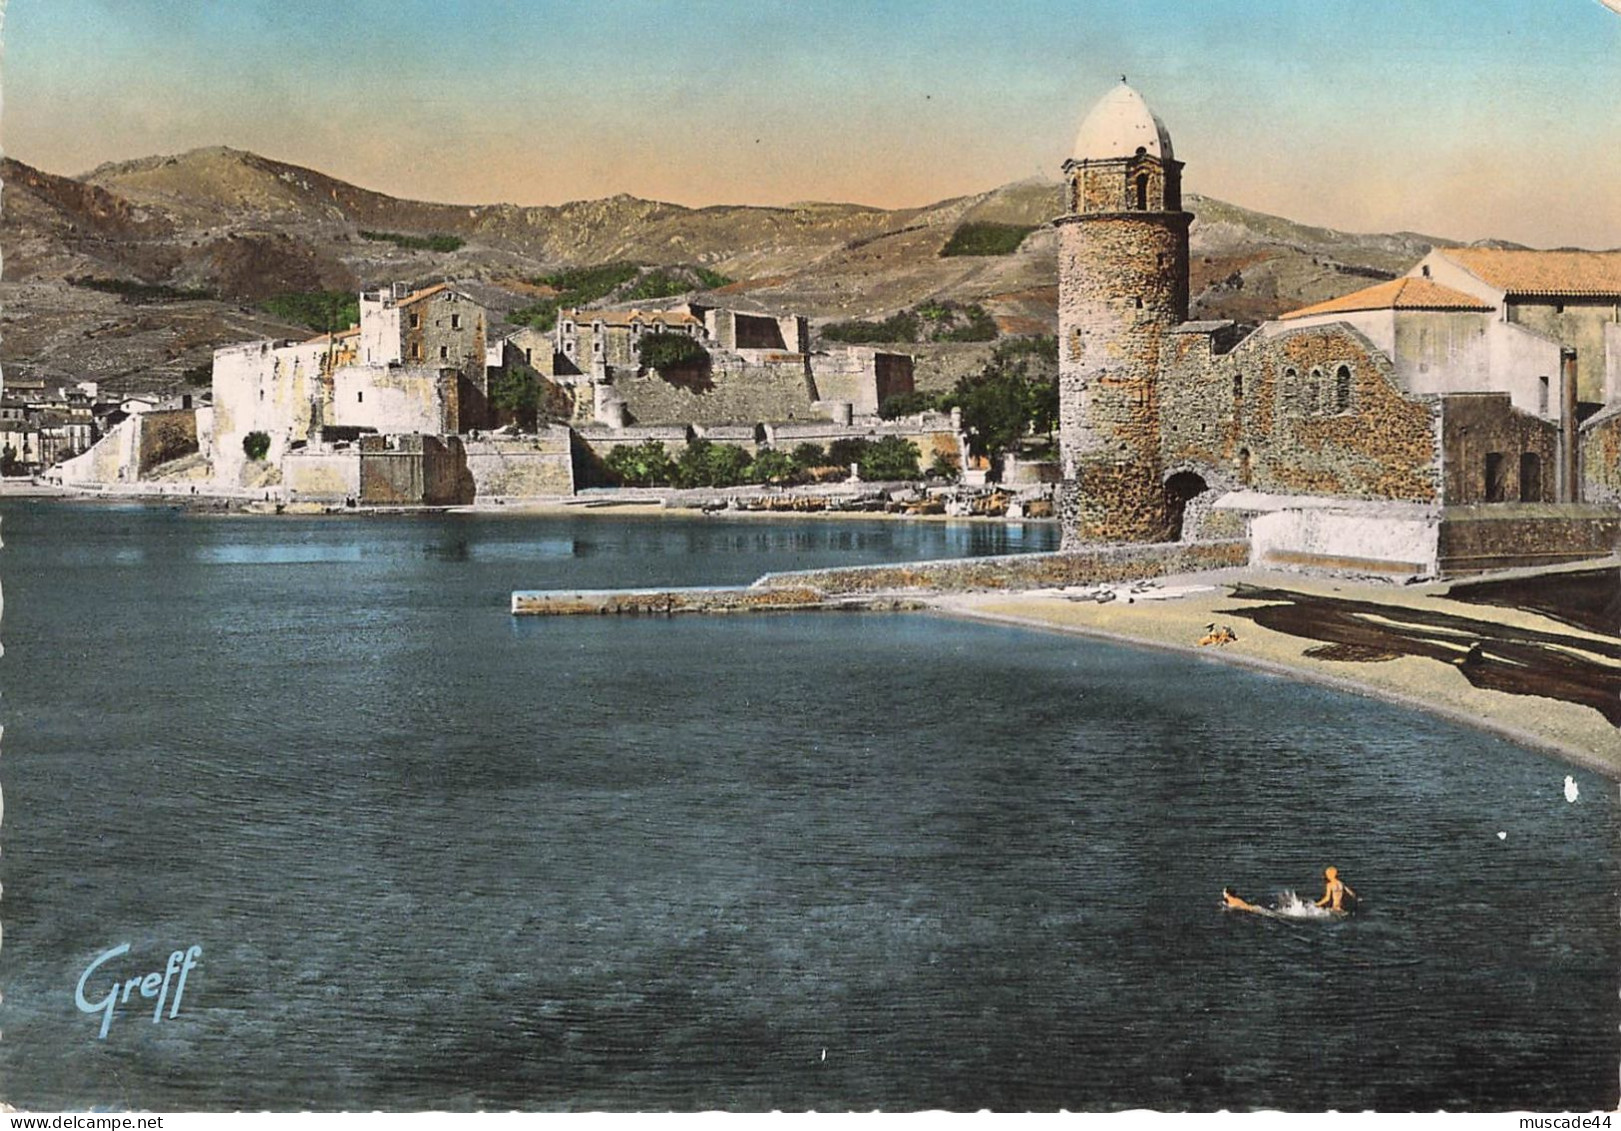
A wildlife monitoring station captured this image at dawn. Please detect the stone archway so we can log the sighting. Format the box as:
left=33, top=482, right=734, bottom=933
left=1164, top=470, right=1210, bottom=542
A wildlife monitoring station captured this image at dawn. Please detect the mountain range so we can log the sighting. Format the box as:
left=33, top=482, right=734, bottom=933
left=0, top=146, right=1521, bottom=396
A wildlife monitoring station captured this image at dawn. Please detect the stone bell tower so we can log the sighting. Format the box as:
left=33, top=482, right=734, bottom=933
left=1055, top=80, right=1192, bottom=546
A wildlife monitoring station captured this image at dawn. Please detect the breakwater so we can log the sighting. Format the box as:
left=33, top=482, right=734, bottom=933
left=511, top=539, right=1249, bottom=614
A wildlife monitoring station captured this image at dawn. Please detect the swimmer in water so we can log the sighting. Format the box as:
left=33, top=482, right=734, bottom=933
left=1222, top=887, right=1261, bottom=912
left=1315, top=866, right=1356, bottom=912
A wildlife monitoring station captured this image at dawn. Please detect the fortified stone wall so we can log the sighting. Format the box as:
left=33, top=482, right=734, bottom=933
left=53, top=414, right=138, bottom=485
left=283, top=449, right=361, bottom=502
left=756, top=539, right=1248, bottom=595
left=809, top=349, right=915, bottom=416
left=331, top=365, right=453, bottom=435
left=211, top=338, right=327, bottom=484
left=607, top=356, right=817, bottom=426
left=136, top=409, right=200, bottom=474
left=463, top=429, right=576, bottom=497
left=1437, top=507, right=1621, bottom=574
left=358, top=434, right=473, bottom=506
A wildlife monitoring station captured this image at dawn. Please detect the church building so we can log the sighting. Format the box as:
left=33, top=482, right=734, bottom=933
left=1055, top=81, right=1621, bottom=576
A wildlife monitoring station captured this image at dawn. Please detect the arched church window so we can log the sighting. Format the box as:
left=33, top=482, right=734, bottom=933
left=1335, top=366, right=1352, bottom=412
left=1135, top=174, right=1149, bottom=211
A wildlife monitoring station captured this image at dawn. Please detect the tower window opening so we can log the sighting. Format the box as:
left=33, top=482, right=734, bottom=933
left=1335, top=365, right=1352, bottom=412
left=1232, top=374, right=1243, bottom=400
left=1538, top=375, right=1550, bottom=415
left=1135, top=174, right=1149, bottom=211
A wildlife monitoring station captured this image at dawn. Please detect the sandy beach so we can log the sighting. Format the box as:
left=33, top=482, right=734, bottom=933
left=930, top=563, right=1621, bottom=780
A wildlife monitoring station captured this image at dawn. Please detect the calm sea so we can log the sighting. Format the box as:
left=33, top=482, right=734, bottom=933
left=0, top=501, right=1615, bottom=1111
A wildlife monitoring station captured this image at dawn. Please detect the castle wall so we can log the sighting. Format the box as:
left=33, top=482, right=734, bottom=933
left=211, top=338, right=326, bottom=485
left=136, top=408, right=200, bottom=474
left=463, top=429, right=576, bottom=497
left=358, top=296, right=402, bottom=366
left=809, top=349, right=914, bottom=416
left=357, top=434, right=472, bottom=506
left=331, top=365, right=453, bottom=435
left=283, top=449, right=361, bottom=503
left=607, top=355, right=818, bottom=426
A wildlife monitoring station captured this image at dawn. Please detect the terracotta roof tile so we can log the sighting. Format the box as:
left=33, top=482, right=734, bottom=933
left=1436, top=248, right=1621, bottom=297
left=394, top=282, right=453, bottom=307
left=1279, top=277, right=1493, bottom=321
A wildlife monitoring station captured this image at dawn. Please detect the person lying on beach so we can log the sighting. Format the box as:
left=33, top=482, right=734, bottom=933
left=1316, top=866, right=1356, bottom=912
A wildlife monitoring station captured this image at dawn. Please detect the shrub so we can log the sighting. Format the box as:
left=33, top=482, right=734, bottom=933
left=67, top=276, right=214, bottom=302
left=941, top=303, right=999, bottom=342
left=674, top=439, right=753, bottom=488
left=748, top=448, right=799, bottom=485
left=826, top=438, right=870, bottom=468
left=940, top=222, right=1036, bottom=257
left=489, top=367, right=540, bottom=430
left=603, top=440, right=676, bottom=487
left=928, top=449, right=961, bottom=479
left=789, top=443, right=828, bottom=470
left=242, top=431, right=272, bottom=461
left=877, top=390, right=945, bottom=419
left=638, top=331, right=709, bottom=372
left=623, top=269, right=693, bottom=301
left=358, top=230, right=465, bottom=253
left=692, top=265, right=734, bottom=290
left=261, top=291, right=359, bottom=332
left=535, top=262, right=640, bottom=306
left=508, top=300, right=559, bottom=332
left=858, top=436, right=921, bottom=480
left=820, top=311, right=919, bottom=344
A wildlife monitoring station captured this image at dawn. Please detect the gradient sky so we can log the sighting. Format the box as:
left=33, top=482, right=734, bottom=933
left=4, top=0, right=1619, bottom=248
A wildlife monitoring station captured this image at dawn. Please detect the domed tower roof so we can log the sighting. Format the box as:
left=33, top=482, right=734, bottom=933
left=1072, top=81, right=1174, bottom=162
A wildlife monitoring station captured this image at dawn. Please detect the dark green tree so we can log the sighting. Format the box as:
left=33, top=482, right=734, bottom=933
left=489, top=367, right=541, bottom=430
left=603, top=440, right=676, bottom=487
left=826, top=438, right=870, bottom=469
left=674, top=439, right=752, bottom=488
left=748, top=448, right=798, bottom=485
left=242, top=431, right=272, bottom=461
left=637, top=331, right=710, bottom=372
left=790, top=442, right=828, bottom=470
left=946, top=337, right=1059, bottom=464
left=857, top=436, right=921, bottom=480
